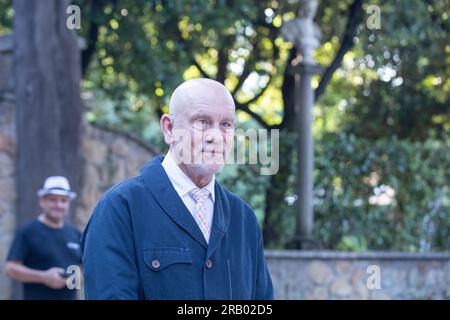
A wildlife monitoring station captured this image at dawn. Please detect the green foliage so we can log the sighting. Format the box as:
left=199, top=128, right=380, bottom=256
left=218, top=162, right=270, bottom=225
left=314, top=133, right=450, bottom=251
left=0, top=0, right=13, bottom=34
left=219, top=133, right=450, bottom=251
left=316, top=0, right=450, bottom=139
left=249, top=130, right=298, bottom=248
left=336, top=235, right=367, bottom=251
left=75, top=0, right=449, bottom=141
left=76, top=0, right=291, bottom=133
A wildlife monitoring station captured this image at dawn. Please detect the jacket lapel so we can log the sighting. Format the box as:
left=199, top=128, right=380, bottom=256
left=141, top=156, right=208, bottom=249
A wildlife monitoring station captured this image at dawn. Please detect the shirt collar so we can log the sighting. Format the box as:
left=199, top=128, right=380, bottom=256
left=161, top=150, right=215, bottom=202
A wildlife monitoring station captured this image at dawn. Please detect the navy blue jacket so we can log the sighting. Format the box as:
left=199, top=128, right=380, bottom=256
left=80, top=156, right=273, bottom=300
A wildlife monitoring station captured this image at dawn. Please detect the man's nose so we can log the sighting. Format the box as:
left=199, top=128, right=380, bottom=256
left=204, top=127, right=223, bottom=143
left=56, top=201, right=66, bottom=208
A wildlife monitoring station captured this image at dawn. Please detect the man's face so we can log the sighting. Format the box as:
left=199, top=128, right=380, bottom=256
left=39, top=194, right=71, bottom=223
left=171, top=96, right=236, bottom=177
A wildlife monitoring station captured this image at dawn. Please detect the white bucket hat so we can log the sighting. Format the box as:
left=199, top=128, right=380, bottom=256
left=37, top=176, right=77, bottom=200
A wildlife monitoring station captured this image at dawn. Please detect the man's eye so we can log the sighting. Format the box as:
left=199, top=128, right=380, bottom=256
left=194, top=119, right=209, bottom=128
left=222, top=121, right=232, bottom=128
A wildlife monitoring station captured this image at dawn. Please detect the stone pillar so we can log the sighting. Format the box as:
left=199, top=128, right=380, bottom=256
left=282, top=0, right=322, bottom=248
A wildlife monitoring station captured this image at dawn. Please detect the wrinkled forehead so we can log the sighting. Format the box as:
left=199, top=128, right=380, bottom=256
left=170, top=80, right=235, bottom=116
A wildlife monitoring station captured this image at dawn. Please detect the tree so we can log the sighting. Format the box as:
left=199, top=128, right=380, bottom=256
left=13, top=0, right=82, bottom=225
left=339, top=0, right=450, bottom=140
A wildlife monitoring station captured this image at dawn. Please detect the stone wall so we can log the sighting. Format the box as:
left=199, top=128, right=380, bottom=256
left=74, top=124, right=158, bottom=228
left=266, top=250, right=450, bottom=299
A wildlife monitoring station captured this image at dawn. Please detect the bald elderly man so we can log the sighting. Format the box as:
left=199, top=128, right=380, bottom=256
left=81, top=78, right=273, bottom=300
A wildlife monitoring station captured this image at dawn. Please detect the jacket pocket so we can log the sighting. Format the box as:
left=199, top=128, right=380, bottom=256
left=142, top=247, right=194, bottom=299
left=143, top=247, right=192, bottom=271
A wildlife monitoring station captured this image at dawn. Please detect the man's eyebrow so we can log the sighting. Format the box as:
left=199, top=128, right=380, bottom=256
left=189, top=112, right=212, bottom=119
left=189, top=113, right=236, bottom=122
left=221, top=117, right=236, bottom=123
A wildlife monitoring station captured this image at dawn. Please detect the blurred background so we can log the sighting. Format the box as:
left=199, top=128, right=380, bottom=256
left=0, top=0, right=449, bottom=299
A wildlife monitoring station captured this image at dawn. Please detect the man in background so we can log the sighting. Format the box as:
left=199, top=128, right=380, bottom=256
left=5, top=176, right=82, bottom=300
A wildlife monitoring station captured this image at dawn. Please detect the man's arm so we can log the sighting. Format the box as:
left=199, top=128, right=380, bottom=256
left=4, top=260, right=66, bottom=289
left=81, top=193, right=140, bottom=299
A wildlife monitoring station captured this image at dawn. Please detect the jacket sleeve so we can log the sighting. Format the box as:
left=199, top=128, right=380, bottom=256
left=255, top=227, right=274, bottom=300
left=81, top=193, right=140, bottom=299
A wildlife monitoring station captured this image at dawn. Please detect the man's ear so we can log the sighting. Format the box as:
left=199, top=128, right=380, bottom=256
left=160, top=114, right=174, bottom=144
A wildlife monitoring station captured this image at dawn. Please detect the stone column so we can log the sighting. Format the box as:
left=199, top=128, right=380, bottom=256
left=282, top=0, right=322, bottom=248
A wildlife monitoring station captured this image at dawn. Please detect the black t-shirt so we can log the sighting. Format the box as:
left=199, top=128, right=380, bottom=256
left=7, top=219, right=82, bottom=300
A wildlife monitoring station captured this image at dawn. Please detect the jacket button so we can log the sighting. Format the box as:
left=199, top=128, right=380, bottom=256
left=205, top=259, right=213, bottom=269
left=151, top=259, right=160, bottom=269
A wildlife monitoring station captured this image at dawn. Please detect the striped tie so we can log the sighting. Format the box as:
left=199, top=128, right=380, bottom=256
left=190, top=188, right=211, bottom=243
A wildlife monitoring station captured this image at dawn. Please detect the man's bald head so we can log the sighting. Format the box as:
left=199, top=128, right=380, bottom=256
left=169, top=78, right=235, bottom=117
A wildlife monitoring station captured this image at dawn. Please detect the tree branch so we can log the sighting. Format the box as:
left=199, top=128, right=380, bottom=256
left=315, top=0, right=364, bottom=100
left=424, top=0, right=447, bottom=32
left=241, top=72, right=274, bottom=107
left=216, top=35, right=234, bottom=83
left=235, top=102, right=270, bottom=129
left=156, top=104, right=164, bottom=119
left=279, top=47, right=297, bottom=131
left=231, top=1, right=272, bottom=95
left=192, top=58, right=211, bottom=78
left=81, top=0, right=119, bottom=76
left=231, top=35, right=261, bottom=95
left=170, top=20, right=211, bottom=78
left=234, top=18, right=281, bottom=129
left=81, top=1, right=101, bottom=76
left=216, top=49, right=228, bottom=83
